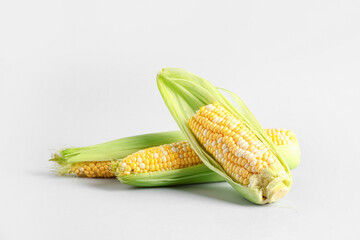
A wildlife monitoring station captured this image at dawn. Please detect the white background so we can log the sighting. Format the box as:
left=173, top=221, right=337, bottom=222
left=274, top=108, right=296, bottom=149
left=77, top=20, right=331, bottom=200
left=1, top=1, right=359, bottom=239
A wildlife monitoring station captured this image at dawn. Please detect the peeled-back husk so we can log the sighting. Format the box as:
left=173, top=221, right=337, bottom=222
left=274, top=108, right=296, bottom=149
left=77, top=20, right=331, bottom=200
left=118, top=164, right=224, bottom=187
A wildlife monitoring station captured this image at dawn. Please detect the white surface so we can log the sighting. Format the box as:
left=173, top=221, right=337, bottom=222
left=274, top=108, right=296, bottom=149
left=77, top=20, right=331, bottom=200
left=1, top=1, right=359, bottom=239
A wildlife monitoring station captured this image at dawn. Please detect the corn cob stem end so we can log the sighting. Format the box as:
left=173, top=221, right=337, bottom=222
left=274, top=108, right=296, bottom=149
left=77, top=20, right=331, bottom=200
left=248, top=168, right=290, bottom=203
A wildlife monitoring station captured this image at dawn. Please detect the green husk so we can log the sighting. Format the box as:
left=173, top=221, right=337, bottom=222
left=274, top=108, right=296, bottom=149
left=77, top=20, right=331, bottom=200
left=276, top=141, right=300, bottom=170
left=118, top=164, right=224, bottom=187
left=50, top=131, right=186, bottom=165
left=157, top=68, right=293, bottom=204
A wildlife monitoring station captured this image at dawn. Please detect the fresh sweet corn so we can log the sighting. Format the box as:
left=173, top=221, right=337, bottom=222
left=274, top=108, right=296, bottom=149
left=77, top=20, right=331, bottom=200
left=51, top=131, right=187, bottom=176
left=157, top=68, right=293, bottom=204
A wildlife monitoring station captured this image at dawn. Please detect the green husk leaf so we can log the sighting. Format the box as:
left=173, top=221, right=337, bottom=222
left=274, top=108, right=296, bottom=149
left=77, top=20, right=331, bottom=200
left=50, top=131, right=186, bottom=165
left=276, top=141, right=300, bottom=170
left=157, top=68, right=292, bottom=204
left=118, top=164, right=224, bottom=187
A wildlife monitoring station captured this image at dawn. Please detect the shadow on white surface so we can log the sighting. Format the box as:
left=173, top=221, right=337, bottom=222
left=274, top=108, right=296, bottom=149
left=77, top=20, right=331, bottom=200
left=78, top=178, right=255, bottom=205
left=82, top=178, right=133, bottom=191
left=168, top=183, right=256, bottom=206
left=86, top=180, right=255, bottom=206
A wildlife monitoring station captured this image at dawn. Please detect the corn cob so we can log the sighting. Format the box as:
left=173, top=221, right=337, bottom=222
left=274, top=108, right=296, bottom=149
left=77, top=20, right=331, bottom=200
left=51, top=131, right=186, bottom=176
left=157, top=68, right=293, bottom=204
left=188, top=102, right=288, bottom=187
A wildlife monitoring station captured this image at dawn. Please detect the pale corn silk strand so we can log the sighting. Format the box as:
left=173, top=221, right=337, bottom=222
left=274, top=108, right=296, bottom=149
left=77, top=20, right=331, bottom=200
left=67, top=128, right=297, bottom=178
